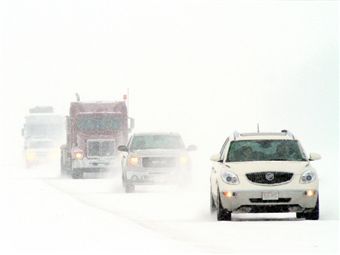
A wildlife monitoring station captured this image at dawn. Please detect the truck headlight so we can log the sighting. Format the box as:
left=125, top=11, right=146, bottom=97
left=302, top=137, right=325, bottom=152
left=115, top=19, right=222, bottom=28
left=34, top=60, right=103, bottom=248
left=74, top=151, right=84, bottom=160
left=221, top=170, right=239, bottom=185
left=128, top=156, right=139, bottom=167
left=300, top=170, right=317, bottom=184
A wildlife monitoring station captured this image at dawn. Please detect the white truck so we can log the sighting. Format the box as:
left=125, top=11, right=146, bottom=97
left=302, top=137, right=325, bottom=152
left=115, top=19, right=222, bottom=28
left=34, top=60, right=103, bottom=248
left=22, top=106, right=65, bottom=167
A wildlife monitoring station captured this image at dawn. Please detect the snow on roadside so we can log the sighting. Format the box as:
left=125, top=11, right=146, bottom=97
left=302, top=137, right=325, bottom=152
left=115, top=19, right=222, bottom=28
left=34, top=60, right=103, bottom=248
left=0, top=167, right=198, bottom=255
left=46, top=177, right=339, bottom=255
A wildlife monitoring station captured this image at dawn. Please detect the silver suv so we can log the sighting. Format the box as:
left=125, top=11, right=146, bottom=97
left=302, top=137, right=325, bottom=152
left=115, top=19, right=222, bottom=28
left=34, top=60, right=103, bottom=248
left=118, top=132, right=196, bottom=193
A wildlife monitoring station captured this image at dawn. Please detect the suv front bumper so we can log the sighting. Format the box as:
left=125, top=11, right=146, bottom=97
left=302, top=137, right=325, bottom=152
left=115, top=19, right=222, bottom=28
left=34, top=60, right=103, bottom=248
left=218, top=176, right=318, bottom=213
left=125, top=167, right=190, bottom=185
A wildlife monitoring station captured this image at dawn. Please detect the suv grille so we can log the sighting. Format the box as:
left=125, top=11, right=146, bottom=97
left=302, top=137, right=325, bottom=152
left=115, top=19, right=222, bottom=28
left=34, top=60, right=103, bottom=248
left=87, top=140, right=115, bottom=157
left=249, top=198, right=291, bottom=203
left=246, top=172, right=293, bottom=184
left=142, top=157, right=176, bottom=168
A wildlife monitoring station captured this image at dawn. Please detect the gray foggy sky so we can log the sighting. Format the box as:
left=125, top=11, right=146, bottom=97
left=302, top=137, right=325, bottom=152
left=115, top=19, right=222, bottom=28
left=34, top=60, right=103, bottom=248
left=0, top=0, right=338, bottom=162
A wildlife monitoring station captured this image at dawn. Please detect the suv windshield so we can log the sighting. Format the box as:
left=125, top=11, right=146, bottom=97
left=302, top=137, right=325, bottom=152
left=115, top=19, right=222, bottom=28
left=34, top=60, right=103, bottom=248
left=77, top=115, right=122, bottom=132
left=130, top=135, right=185, bottom=150
left=227, top=140, right=307, bottom=162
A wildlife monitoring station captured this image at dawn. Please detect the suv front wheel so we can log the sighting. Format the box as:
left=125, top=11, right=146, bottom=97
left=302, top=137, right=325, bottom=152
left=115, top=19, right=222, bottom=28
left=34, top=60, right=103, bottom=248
left=210, top=188, right=217, bottom=214
left=216, top=189, right=232, bottom=221
left=297, top=196, right=319, bottom=220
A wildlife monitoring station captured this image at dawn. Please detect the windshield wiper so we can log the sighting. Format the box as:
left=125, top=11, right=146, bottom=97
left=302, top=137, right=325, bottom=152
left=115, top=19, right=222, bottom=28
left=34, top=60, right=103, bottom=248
left=269, top=158, right=290, bottom=161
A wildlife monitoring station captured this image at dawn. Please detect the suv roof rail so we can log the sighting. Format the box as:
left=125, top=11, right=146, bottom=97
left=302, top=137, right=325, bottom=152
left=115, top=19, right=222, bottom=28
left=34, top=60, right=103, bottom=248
left=281, top=129, right=295, bottom=139
left=233, top=131, right=240, bottom=140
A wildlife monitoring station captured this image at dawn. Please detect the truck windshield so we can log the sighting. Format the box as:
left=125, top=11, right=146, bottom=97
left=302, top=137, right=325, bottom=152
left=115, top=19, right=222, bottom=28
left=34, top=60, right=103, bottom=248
left=77, top=115, right=122, bottom=132
left=28, top=140, right=55, bottom=149
left=226, top=140, right=307, bottom=162
left=130, top=135, right=185, bottom=150
left=25, top=115, right=64, bottom=139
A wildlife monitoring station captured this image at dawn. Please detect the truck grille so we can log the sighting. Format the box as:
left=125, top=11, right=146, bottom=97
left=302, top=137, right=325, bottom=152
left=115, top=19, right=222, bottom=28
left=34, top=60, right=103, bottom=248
left=87, top=140, right=115, bottom=157
left=246, top=172, right=293, bottom=185
left=142, top=157, right=176, bottom=168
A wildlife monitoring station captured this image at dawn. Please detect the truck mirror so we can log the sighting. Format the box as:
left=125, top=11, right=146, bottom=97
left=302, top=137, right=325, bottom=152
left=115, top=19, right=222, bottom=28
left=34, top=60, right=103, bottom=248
left=117, top=145, right=128, bottom=152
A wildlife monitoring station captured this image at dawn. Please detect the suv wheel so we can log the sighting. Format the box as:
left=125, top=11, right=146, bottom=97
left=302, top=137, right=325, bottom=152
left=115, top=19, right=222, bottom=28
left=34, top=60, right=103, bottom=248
left=297, top=196, right=319, bottom=220
left=125, top=183, right=135, bottom=193
left=216, top=190, right=232, bottom=221
left=210, top=189, right=217, bottom=214
left=72, top=169, right=83, bottom=179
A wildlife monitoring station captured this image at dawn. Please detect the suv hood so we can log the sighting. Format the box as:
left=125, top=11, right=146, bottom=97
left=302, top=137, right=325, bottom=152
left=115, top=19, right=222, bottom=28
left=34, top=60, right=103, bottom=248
left=225, top=161, right=311, bottom=175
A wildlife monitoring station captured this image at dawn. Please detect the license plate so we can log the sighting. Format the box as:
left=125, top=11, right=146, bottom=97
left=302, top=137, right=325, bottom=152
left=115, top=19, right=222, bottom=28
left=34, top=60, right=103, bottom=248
left=262, top=191, right=279, bottom=200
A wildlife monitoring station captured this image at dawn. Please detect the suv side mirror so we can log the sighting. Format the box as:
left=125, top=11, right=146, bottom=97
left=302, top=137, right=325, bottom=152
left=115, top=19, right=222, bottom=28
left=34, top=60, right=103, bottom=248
left=187, top=145, right=197, bottom=151
left=117, top=145, right=129, bottom=152
left=309, top=153, right=321, bottom=161
left=210, top=154, right=221, bottom=162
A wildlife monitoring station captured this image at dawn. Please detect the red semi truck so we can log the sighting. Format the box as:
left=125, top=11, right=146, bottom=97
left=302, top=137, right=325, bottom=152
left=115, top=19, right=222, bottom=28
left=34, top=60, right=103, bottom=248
left=60, top=99, right=134, bottom=178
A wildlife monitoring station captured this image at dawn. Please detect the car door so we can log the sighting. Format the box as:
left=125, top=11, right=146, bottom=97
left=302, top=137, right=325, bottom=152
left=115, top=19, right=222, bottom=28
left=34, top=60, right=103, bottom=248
left=211, top=138, right=229, bottom=197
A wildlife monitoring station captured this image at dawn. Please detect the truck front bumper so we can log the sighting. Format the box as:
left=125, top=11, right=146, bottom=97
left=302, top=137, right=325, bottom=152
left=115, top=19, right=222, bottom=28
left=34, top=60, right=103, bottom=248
left=72, top=157, right=118, bottom=172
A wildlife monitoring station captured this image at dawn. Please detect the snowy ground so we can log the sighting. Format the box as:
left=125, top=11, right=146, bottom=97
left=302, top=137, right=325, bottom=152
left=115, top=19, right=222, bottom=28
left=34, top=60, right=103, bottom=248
left=0, top=159, right=338, bottom=255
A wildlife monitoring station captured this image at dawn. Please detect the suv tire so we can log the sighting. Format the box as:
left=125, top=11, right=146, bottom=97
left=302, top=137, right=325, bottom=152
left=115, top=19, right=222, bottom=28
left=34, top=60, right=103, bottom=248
left=297, top=196, right=319, bottom=220
left=72, top=169, right=83, bottom=179
left=125, top=183, right=135, bottom=193
left=216, top=191, right=232, bottom=221
left=210, top=189, right=217, bottom=214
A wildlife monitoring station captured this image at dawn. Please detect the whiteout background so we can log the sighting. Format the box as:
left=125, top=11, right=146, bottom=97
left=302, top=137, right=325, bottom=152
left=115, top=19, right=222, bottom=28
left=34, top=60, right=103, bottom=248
left=0, top=0, right=338, bottom=254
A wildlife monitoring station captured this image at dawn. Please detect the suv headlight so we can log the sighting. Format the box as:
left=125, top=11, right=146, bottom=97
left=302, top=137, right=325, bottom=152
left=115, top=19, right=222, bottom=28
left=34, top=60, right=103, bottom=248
left=179, top=155, right=189, bottom=166
left=221, top=170, right=239, bottom=185
left=300, top=169, right=317, bottom=184
left=128, top=156, right=140, bottom=167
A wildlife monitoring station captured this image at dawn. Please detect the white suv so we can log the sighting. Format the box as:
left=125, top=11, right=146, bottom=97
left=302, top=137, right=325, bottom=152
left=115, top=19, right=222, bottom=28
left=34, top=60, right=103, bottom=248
left=210, top=131, right=320, bottom=221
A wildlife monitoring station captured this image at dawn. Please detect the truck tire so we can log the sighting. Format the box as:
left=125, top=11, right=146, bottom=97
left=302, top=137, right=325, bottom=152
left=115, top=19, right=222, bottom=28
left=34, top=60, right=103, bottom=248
left=60, top=156, right=67, bottom=176
left=72, top=169, right=83, bottom=179
left=297, top=197, right=319, bottom=220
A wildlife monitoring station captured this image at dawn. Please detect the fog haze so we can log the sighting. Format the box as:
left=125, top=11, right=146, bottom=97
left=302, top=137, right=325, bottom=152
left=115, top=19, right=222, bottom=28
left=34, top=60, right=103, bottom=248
left=0, top=1, right=338, bottom=253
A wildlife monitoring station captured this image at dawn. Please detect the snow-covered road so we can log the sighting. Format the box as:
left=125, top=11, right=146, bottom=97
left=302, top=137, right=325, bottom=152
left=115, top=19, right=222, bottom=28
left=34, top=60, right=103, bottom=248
left=1, top=164, right=339, bottom=255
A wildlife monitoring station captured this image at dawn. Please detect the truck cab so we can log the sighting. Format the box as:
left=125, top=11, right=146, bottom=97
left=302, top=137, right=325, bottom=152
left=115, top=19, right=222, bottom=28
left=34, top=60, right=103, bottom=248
left=23, top=106, right=65, bottom=168
left=61, top=101, right=134, bottom=178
